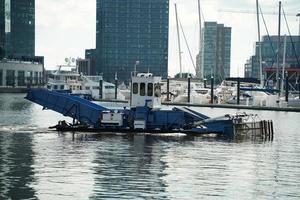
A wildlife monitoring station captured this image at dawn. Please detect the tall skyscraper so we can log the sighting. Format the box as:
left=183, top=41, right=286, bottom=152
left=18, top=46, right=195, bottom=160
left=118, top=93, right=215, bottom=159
left=1, top=0, right=35, bottom=58
left=96, top=0, right=169, bottom=82
left=197, top=22, right=231, bottom=83
left=0, top=1, right=5, bottom=59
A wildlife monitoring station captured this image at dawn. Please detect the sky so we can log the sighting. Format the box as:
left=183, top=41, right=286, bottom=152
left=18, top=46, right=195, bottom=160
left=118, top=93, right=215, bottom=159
left=35, top=0, right=300, bottom=77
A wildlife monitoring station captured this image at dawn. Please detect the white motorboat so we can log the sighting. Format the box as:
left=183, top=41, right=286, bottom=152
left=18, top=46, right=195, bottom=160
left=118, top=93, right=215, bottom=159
left=46, top=65, right=125, bottom=100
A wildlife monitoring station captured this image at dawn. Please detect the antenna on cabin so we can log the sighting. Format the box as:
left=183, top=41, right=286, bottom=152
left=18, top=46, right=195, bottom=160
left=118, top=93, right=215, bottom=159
left=65, top=57, right=76, bottom=66
left=134, top=61, right=140, bottom=76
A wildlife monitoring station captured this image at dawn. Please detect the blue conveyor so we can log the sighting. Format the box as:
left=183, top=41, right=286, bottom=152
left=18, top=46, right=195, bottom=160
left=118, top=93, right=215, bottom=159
left=25, top=89, right=109, bottom=126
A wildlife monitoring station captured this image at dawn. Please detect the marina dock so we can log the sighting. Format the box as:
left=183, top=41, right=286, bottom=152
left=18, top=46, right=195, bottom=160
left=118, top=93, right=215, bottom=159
left=162, top=102, right=300, bottom=112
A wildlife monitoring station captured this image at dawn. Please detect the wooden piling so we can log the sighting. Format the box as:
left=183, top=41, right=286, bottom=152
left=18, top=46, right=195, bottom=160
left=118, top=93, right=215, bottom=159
left=115, top=76, right=118, bottom=100
left=210, top=77, right=214, bottom=104
left=265, top=120, right=268, bottom=140
left=285, top=72, right=289, bottom=102
left=237, top=80, right=240, bottom=105
left=270, top=121, right=274, bottom=141
left=260, top=121, right=264, bottom=139
left=188, top=77, right=191, bottom=103
left=167, top=78, right=170, bottom=101
left=99, top=77, right=103, bottom=100
left=268, top=121, right=271, bottom=140
left=267, top=121, right=271, bottom=140
left=298, top=75, right=300, bottom=99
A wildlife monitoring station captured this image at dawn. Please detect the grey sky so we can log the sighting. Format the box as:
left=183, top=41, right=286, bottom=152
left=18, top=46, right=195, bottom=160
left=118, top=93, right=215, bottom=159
left=36, top=0, right=300, bottom=77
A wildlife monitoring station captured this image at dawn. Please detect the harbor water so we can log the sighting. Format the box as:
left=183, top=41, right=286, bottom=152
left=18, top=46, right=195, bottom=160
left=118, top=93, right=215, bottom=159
left=0, top=93, right=300, bottom=199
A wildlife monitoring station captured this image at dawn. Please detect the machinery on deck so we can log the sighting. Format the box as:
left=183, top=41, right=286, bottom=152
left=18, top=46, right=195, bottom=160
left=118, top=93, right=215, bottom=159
left=25, top=73, right=273, bottom=138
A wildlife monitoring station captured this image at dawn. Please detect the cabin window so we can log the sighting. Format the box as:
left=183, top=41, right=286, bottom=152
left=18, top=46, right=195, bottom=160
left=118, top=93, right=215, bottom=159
left=133, top=83, right=138, bottom=94
left=86, top=87, right=90, bottom=90
left=140, top=83, right=145, bottom=96
left=60, top=85, right=64, bottom=90
left=54, top=85, right=58, bottom=90
left=147, top=83, right=153, bottom=96
left=154, top=83, right=161, bottom=97
left=105, top=85, right=114, bottom=89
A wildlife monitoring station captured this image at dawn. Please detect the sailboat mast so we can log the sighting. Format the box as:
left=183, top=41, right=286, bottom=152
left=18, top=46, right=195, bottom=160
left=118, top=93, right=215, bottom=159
left=198, top=0, right=202, bottom=52
left=281, top=34, right=287, bottom=96
left=276, top=1, right=282, bottom=90
left=175, top=4, right=183, bottom=78
left=256, top=0, right=263, bottom=87
left=197, top=0, right=202, bottom=79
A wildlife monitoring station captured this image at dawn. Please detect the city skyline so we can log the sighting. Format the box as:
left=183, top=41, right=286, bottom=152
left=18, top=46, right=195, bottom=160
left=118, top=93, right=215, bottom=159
left=35, top=0, right=300, bottom=77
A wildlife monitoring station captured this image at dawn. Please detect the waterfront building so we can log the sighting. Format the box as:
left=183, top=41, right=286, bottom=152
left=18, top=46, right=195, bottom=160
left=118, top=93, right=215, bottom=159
left=244, top=35, right=300, bottom=86
left=96, top=0, right=169, bottom=82
left=196, top=22, right=231, bottom=83
left=0, top=57, right=44, bottom=92
left=0, top=0, right=45, bottom=92
left=1, top=0, right=35, bottom=58
left=85, top=49, right=97, bottom=75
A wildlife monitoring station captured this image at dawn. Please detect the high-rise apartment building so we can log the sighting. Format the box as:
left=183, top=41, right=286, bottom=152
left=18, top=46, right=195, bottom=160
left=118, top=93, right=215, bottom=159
left=96, top=0, right=169, bottom=82
left=197, top=22, right=231, bottom=83
left=1, top=0, right=35, bottom=58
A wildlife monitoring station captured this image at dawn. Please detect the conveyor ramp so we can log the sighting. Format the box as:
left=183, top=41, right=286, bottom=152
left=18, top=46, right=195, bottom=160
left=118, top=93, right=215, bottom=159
left=25, top=89, right=109, bottom=126
left=173, top=107, right=209, bottom=122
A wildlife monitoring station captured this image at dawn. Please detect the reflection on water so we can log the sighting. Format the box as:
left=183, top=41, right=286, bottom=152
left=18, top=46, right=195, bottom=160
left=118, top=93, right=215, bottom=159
left=90, top=135, right=169, bottom=199
left=0, top=93, right=300, bottom=199
left=0, top=133, right=36, bottom=199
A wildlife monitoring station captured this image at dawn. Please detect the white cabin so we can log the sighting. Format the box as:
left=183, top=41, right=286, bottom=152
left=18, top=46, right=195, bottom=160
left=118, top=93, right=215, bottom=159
left=131, top=73, right=161, bottom=109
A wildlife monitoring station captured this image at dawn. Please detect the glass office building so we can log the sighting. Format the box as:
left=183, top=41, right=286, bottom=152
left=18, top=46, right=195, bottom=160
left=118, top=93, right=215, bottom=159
left=198, top=22, right=231, bottom=83
left=96, top=0, right=169, bottom=82
left=0, top=2, right=5, bottom=59
left=245, top=35, right=300, bottom=78
left=1, top=0, right=35, bottom=58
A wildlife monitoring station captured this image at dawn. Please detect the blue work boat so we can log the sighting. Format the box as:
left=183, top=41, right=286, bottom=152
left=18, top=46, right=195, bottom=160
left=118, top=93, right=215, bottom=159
left=25, top=73, right=273, bottom=139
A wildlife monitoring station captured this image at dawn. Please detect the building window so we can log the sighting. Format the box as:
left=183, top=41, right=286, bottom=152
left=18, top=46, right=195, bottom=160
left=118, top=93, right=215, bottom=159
left=140, top=83, right=145, bottom=96
left=133, top=83, right=138, bottom=94
left=39, top=72, right=42, bottom=84
left=5, top=0, right=11, bottom=33
left=18, top=71, right=25, bottom=86
left=6, top=70, right=15, bottom=87
left=0, top=70, right=2, bottom=86
left=147, top=83, right=153, bottom=96
left=34, top=71, right=38, bottom=85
